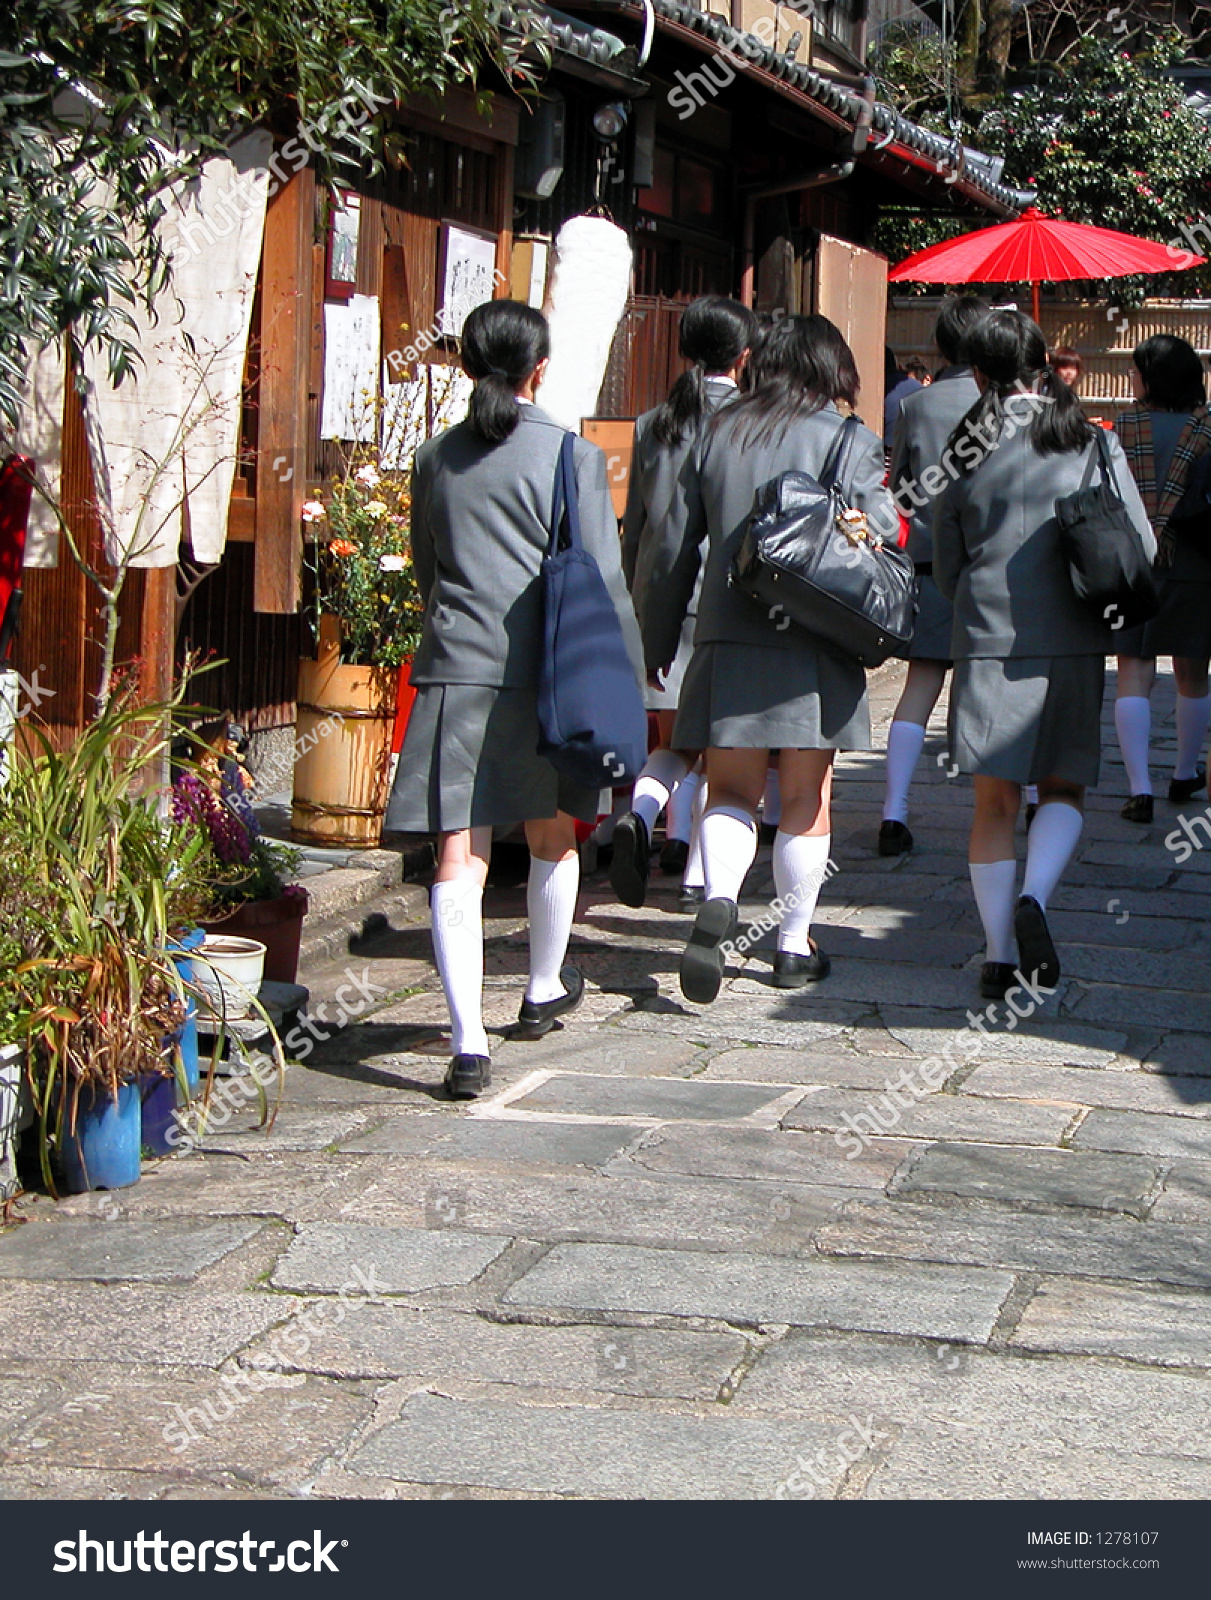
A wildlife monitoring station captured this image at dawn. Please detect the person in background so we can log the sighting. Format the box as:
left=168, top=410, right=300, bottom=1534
left=879, top=294, right=988, bottom=855
left=385, top=300, right=643, bottom=1100
left=884, top=345, right=923, bottom=448
left=612, top=295, right=757, bottom=911
left=904, top=357, right=932, bottom=387
left=649, top=315, right=895, bottom=1001
left=935, top=310, right=1153, bottom=998
left=1112, top=335, right=1211, bottom=823
left=1050, top=346, right=1083, bottom=390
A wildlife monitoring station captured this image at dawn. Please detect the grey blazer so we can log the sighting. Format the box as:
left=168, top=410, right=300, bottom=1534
left=890, top=365, right=981, bottom=563
left=408, top=404, right=643, bottom=689
left=642, top=401, right=894, bottom=665
left=623, top=377, right=738, bottom=664
left=934, top=420, right=1156, bottom=659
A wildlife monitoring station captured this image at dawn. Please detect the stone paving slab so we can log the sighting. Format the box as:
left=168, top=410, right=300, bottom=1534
left=782, top=1088, right=1075, bottom=1148
left=0, top=1365, right=374, bottom=1493
left=614, top=997, right=865, bottom=1050
left=894, top=1142, right=1161, bottom=1217
left=1058, top=942, right=1211, bottom=993
left=1072, top=1108, right=1211, bottom=1161
left=0, top=1283, right=287, bottom=1368
left=0, top=1219, right=265, bottom=1284
left=335, top=1161, right=846, bottom=1255
left=1067, top=983, right=1211, bottom=1035
left=878, top=1009, right=1124, bottom=1068
left=271, top=1222, right=512, bottom=1295
left=340, top=1114, right=643, bottom=1169
left=503, top=1242, right=1013, bottom=1342
left=194, top=1109, right=380, bottom=1154
left=1150, top=1160, right=1211, bottom=1223
left=502, top=1073, right=793, bottom=1123
left=348, top=1391, right=860, bottom=1499
left=816, top=1197, right=1211, bottom=1290
left=618, top=1124, right=905, bottom=1190
left=962, top=1060, right=1211, bottom=1116
left=490, top=1031, right=705, bottom=1079
left=1010, top=1277, right=1211, bottom=1368
left=242, top=1304, right=746, bottom=1399
left=697, top=1046, right=910, bottom=1090
left=1142, top=1033, right=1211, bottom=1078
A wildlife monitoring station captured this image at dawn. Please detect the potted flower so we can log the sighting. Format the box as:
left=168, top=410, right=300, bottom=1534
left=172, top=763, right=309, bottom=986
left=293, top=459, right=426, bottom=848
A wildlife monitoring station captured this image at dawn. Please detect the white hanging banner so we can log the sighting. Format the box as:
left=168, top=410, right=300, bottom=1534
left=13, top=338, right=66, bottom=568
left=80, top=129, right=273, bottom=568
left=538, top=215, right=633, bottom=431
left=320, top=294, right=381, bottom=444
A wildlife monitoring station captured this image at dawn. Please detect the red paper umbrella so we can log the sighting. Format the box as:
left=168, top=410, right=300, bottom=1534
left=889, top=208, right=1204, bottom=321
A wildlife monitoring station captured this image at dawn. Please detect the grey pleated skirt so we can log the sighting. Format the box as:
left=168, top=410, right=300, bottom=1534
left=386, top=683, right=599, bottom=833
left=949, top=655, right=1105, bottom=787
left=646, top=609, right=696, bottom=713
left=908, top=572, right=954, bottom=662
left=672, top=640, right=870, bottom=752
left=1136, top=576, right=1211, bottom=659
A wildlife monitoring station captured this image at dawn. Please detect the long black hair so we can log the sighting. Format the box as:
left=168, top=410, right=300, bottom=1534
left=720, top=313, right=860, bottom=449
left=651, top=295, right=758, bottom=447
left=462, top=299, right=551, bottom=443
left=951, top=308, right=1090, bottom=466
left=1133, top=334, right=1207, bottom=412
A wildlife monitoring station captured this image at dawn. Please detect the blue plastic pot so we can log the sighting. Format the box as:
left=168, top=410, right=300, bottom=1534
left=142, top=929, right=205, bottom=1157
left=60, top=1080, right=142, bottom=1193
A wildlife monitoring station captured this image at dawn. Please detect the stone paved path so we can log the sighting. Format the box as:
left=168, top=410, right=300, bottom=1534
left=2, top=665, right=1210, bottom=1500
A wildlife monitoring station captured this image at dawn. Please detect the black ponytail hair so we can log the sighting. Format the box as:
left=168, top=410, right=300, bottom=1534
left=462, top=299, right=551, bottom=444
left=651, top=295, right=759, bottom=447
left=721, top=313, right=860, bottom=450
left=950, top=308, right=1090, bottom=469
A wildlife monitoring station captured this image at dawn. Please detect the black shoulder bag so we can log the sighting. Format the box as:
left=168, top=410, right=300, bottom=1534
left=1054, top=429, right=1158, bottom=631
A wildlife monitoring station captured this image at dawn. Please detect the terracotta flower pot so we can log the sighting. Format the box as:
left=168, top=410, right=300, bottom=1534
left=292, top=616, right=398, bottom=849
left=199, top=889, right=309, bottom=985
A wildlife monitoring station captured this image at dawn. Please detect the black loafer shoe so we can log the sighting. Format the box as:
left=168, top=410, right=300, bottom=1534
left=679, top=898, right=738, bottom=1005
left=514, top=965, right=585, bottom=1040
left=1121, top=794, right=1154, bottom=823
left=659, top=838, right=690, bottom=876
left=1014, top=894, right=1060, bottom=990
left=445, top=1054, right=491, bottom=1100
left=878, top=820, right=913, bottom=856
left=1169, top=765, right=1207, bottom=803
left=608, top=813, right=650, bottom=908
left=677, top=884, right=706, bottom=912
left=980, top=961, right=1017, bottom=1000
left=771, top=945, right=831, bottom=988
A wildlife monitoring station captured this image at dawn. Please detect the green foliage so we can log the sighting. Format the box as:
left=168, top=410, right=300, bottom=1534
left=304, top=459, right=425, bottom=668
left=869, top=21, right=950, bottom=120
left=0, top=0, right=550, bottom=426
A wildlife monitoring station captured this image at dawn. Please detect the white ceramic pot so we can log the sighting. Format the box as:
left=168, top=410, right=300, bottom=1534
left=192, top=935, right=267, bottom=1021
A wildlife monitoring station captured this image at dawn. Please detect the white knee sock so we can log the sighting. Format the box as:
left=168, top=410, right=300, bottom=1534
left=968, top=860, right=1017, bottom=965
left=883, top=719, right=927, bottom=823
left=1021, top=801, right=1083, bottom=912
left=526, top=854, right=580, bottom=1004
left=683, top=780, right=708, bottom=889
left=665, top=768, right=700, bottom=845
left=430, top=879, right=489, bottom=1057
left=773, top=832, right=833, bottom=955
left=1174, top=693, right=1211, bottom=782
left=701, top=805, right=759, bottom=903
left=1115, top=696, right=1152, bottom=796
left=761, top=767, right=782, bottom=828
left=630, top=748, right=692, bottom=835
left=591, top=789, right=631, bottom=845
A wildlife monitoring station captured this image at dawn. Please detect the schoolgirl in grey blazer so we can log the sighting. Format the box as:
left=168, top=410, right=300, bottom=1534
left=933, top=308, right=1153, bottom=1005
left=387, top=300, right=642, bottom=1102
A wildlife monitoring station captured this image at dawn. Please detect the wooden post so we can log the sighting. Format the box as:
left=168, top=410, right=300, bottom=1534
left=255, top=165, right=314, bottom=615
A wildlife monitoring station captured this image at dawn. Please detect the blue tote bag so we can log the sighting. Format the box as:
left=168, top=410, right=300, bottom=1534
left=537, top=433, right=647, bottom=791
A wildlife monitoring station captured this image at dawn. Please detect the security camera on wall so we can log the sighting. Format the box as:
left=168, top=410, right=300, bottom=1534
left=516, top=92, right=566, bottom=200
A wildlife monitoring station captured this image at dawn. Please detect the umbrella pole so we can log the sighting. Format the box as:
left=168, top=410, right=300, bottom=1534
left=1032, top=280, right=1041, bottom=326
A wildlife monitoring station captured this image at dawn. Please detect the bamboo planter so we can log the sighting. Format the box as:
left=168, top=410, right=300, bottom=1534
left=292, top=616, right=398, bottom=848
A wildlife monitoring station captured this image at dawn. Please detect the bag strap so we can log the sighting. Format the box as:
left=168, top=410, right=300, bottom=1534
left=819, top=415, right=862, bottom=499
left=548, top=432, right=582, bottom=556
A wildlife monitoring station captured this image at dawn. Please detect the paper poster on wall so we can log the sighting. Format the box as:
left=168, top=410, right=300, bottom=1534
left=380, top=363, right=473, bottom=470
left=438, top=221, right=500, bottom=338
left=320, top=294, right=380, bottom=442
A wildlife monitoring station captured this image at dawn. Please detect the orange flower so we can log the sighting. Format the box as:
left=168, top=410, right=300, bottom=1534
left=330, top=538, right=358, bottom=557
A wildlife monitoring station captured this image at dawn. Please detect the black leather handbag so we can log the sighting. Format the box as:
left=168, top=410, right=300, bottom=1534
left=730, top=417, right=917, bottom=667
left=1054, top=428, right=1158, bottom=630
